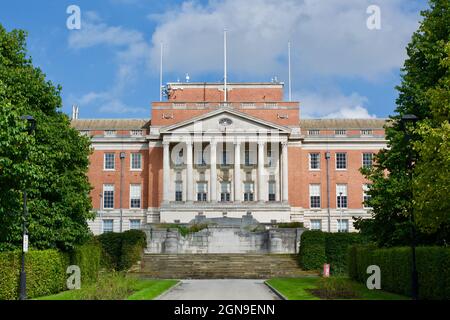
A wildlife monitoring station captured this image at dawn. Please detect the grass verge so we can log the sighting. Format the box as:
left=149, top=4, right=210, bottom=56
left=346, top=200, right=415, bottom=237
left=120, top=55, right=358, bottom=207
left=266, top=277, right=408, bottom=300
left=35, top=272, right=178, bottom=300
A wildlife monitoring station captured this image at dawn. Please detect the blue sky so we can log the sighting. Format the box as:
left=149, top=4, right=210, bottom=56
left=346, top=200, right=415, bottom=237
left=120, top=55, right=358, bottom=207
left=0, top=0, right=428, bottom=119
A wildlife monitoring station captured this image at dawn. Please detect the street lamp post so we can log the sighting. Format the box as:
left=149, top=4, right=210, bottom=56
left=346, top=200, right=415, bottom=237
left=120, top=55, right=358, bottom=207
left=19, top=115, right=36, bottom=301
left=119, top=152, right=126, bottom=232
left=339, top=191, right=343, bottom=232
left=400, top=114, right=419, bottom=300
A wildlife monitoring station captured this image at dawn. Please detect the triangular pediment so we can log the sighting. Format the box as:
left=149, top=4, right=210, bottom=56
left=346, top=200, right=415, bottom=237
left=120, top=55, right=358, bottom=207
left=160, top=108, right=291, bottom=134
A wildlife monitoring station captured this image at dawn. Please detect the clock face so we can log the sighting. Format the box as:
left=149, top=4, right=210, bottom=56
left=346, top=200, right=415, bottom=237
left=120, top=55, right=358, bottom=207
left=219, top=118, right=233, bottom=126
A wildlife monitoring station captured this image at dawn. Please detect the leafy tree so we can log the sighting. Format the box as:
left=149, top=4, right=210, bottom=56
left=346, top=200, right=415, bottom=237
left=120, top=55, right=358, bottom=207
left=413, top=42, right=450, bottom=234
left=0, top=25, right=94, bottom=252
left=357, top=0, right=450, bottom=246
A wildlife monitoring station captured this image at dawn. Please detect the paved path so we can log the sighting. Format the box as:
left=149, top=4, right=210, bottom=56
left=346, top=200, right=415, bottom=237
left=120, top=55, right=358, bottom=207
left=156, top=279, right=280, bottom=300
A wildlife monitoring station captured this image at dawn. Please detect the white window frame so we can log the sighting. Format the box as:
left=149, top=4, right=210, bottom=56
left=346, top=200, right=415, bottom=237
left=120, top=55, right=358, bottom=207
left=363, top=184, right=372, bottom=209
left=335, top=129, right=347, bottom=136
left=104, top=130, right=117, bottom=137
left=104, top=153, right=115, bottom=171
left=361, top=129, right=373, bottom=136
left=308, top=129, right=320, bottom=136
left=309, top=153, right=321, bottom=170
left=103, top=184, right=114, bottom=209
left=338, top=219, right=349, bottom=233
left=130, top=153, right=142, bottom=171
left=336, top=184, right=348, bottom=209
left=335, top=152, right=347, bottom=170
left=362, top=152, right=373, bottom=169
left=130, top=130, right=143, bottom=137
left=129, top=219, right=141, bottom=230
left=309, top=184, right=321, bottom=209
left=129, top=184, right=141, bottom=209
left=102, top=219, right=114, bottom=233
left=310, top=219, right=322, bottom=231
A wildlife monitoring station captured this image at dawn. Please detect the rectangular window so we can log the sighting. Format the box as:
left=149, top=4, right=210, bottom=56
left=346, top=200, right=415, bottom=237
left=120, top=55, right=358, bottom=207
left=308, top=129, right=320, bottom=136
left=103, top=219, right=113, bottom=233
left=362, top=152, right=373, bottom=169
left=310, top=219, right=322, bottom=231
left=197, top=182, right=207, bottom=202
left=335, top=129, right=347, bottom=136
left=130, top=219, right=141, bottom=230
left=336, top=152, right=347, bottom=169
left=267, top=144, right=274, bottom=167
left=309, top=184, right=321, bottom=208
left=130, top=184, right=141, bottom=209
left=338, top=219, right=349, bottom=233
left=196, top=148, right=206, bottom=165
left=361, top=129, right=373, bottom=136
left=130, top=153, right=142, bottom=170
left=175, top=182, right=183, bottom=202
left=103, top=184, right=114, bottom=209
left=336, top=184, right=348, bottom=208
left=130, top=130, right=143, bottom=136
left=244, top=182, right=254, bottom=202
left=104, top=130, right=116, bottom=136
left=221, top=149, right=229, bottom=165
left=268, top=181, right=276, bottom=202
left=220, top=182, right=231, bottom=202
left=363, top=184, right=371, bottom=208
left=309, top=153, right=320, bottom=170
left=104, top=153, right=115, bottom=170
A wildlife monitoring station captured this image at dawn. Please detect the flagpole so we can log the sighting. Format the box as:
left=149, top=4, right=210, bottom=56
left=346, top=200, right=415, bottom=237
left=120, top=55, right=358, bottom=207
left=224, top=28, right=227, bottom=103
left=288, top=41, right=292, bottom=102
left=160, top=42, right=163, bottom=102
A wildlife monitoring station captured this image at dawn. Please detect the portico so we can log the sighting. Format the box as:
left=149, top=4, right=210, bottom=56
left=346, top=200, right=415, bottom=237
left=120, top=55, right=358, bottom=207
left=157, top=108, right=292, bottom=223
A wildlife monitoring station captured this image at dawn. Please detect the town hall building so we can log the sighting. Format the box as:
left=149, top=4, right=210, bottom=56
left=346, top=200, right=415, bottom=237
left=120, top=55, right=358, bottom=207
left=71, top=82, right=387, bottom=234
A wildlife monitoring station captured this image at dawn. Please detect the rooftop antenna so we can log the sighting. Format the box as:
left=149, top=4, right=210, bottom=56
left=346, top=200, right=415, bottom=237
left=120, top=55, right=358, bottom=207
left=159, top=42, right=163, bottom=101
left=223, top=27, right=227, bottom=103
left=288, top=41, right=292, bottom=102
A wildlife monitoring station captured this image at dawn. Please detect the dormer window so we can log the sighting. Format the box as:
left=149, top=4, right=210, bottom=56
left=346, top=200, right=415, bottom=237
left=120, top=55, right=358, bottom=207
left=105, top=130, right=116, bottom=137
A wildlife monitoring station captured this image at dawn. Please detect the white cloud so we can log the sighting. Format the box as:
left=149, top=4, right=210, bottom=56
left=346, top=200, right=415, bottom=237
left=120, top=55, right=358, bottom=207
left=149, top=0, right=419, bottom=80
left=68, top=11, right=151, bottom=114
left=298, top=90, right=375, bottom=118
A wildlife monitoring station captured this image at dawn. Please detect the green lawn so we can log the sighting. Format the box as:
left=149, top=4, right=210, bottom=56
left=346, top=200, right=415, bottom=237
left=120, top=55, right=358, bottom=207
left=266, top=277, right=409, bottom=300
left=36, top=276, right=178, bottom=300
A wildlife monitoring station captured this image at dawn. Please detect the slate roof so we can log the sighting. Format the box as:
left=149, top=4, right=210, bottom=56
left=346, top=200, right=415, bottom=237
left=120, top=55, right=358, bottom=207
left=71, top=119, right=150, bottom=130
left=299, top=118, right=388, bottom=129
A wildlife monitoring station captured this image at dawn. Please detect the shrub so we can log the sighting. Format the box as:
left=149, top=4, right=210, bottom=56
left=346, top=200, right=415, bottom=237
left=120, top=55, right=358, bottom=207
left=96, top=230, right=147, bottom=271
left=299, top=231, right=366, bottom=273
left=325, top=233, right=366, bottom=275
left=347, top=245, right=450, bottom=299
left=309, top=277, right=359, bottom=299
left=299, top=231, right=326, bottom=270
left=70, top=238, right=102, bottom=285
left=0, top=249, right=69, bottom=300
left=119, top=230, right=147, bottom=271
left=277, top=222, right=304, bottom=228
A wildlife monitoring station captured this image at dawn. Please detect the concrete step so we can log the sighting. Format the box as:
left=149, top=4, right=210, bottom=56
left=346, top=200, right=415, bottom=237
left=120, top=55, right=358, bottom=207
left=138, top=254, right=317, bottom=279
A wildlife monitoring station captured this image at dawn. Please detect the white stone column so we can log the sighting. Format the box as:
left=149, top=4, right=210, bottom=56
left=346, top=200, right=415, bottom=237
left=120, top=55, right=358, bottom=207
left=210, top=140, right=217, bottom=202
left=186, top=140, right=194, bottom=202
left=258, top=141, right=266, bottom=202
left=163, top=141, right=170, bottom=203
left=234, top=141, right=241, bottom=202
left=281, top=141, right=289, bottom=203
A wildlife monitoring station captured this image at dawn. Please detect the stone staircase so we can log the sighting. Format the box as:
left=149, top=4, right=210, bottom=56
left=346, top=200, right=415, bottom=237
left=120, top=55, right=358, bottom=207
left=139, top=254, right=317, bottom=279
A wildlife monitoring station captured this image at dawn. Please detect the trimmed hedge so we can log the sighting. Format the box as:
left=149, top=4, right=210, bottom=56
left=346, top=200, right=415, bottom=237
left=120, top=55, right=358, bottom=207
left=0, top=249, right=69, bottom=300
left=96, top=229, right=146, bottom=271
left=299, top=231, right=366, bottom=274
left=348, top=245, right=450, bottom=299
left=299, top=231, right=326, bottom=270
left=70, top=238, right=102, bottom=284
left=325, top=233, right=366, bottom=274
